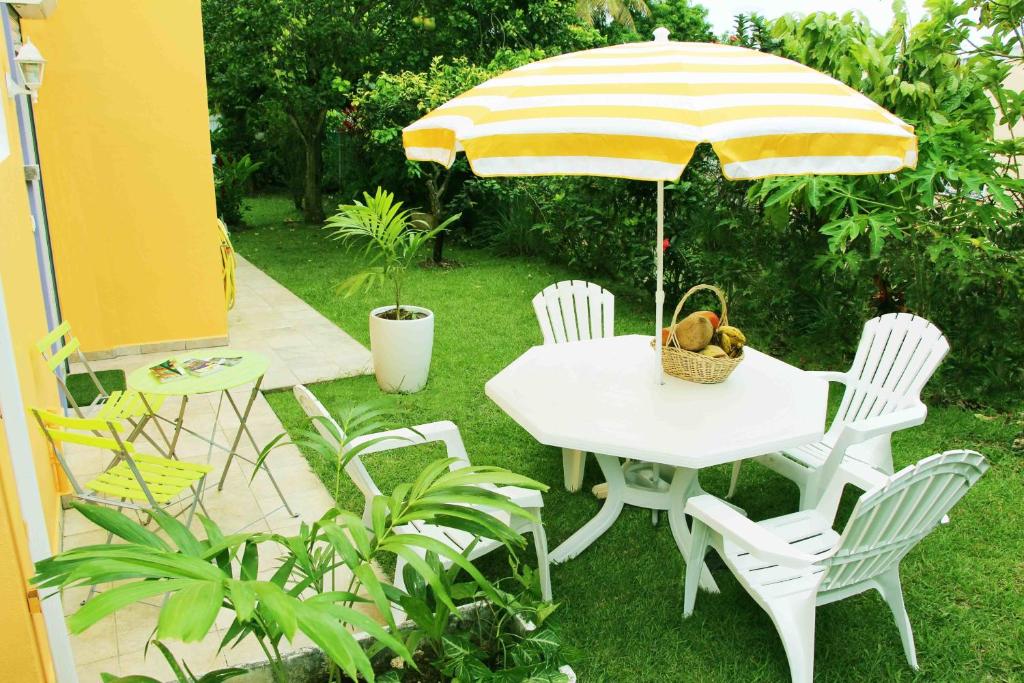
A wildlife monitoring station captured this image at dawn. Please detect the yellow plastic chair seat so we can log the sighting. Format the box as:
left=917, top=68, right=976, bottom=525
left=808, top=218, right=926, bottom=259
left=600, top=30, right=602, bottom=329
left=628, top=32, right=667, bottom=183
left=86, top=453, right=212, bottom=504
left=95, top=390, right=166, bottom=420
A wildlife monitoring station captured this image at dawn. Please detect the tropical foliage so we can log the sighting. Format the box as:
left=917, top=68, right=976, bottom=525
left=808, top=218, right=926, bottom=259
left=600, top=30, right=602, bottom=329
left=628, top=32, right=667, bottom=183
left=213, top=153, right=262, bottom=228
left=203, top=0, right=1024, bottom=404
left=398, top=554, right=575, bottom=680
left=101, top=641, right=245, bottom=683
left=576, top=0, right=650, bottom=28
left=749, top=1, right=1024, bottom=399
left=35, top=453, right=548, bottom=682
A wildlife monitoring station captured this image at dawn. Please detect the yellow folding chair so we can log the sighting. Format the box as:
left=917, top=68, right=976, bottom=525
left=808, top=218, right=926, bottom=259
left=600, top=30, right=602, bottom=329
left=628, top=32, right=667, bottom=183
left=37, top=321, right=172, bottom=454
left=33, top=408, right=211, bottom=513
left=34, top=407, right=213, bottom=602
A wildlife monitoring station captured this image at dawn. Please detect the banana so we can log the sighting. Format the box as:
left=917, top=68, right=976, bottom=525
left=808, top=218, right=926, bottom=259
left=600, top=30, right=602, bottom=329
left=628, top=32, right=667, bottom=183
left=717, top=325, right=746, bottom=358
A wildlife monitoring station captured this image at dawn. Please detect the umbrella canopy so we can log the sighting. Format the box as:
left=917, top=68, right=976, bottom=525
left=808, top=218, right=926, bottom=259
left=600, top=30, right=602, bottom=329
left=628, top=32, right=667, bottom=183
left=402, top=28, right=917, bottom=382
left=404, top=28, right=916, bottom=180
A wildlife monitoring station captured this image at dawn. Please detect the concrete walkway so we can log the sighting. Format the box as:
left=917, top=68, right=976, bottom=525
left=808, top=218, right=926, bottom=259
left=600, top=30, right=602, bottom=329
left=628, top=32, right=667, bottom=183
left=63, top=255, right=375, bottom=681
left=79, top=254, right=372, bottom=388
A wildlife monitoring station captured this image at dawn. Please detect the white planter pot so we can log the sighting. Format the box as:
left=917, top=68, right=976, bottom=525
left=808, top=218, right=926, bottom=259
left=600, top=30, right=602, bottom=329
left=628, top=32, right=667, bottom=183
left=368, top=305, right=434, bottom=393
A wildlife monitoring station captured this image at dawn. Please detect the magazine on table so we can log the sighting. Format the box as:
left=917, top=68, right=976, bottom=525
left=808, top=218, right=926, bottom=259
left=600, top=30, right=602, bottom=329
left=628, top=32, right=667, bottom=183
left=150, top=356, right=243, bottom=381
left=181, top=355, right=244, bottom=377
left=149, top=360, right=185, bottom=383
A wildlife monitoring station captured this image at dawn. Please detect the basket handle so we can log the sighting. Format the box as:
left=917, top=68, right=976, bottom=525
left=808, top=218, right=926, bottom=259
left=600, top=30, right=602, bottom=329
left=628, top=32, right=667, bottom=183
left=667, top=284, right=729, bottom=344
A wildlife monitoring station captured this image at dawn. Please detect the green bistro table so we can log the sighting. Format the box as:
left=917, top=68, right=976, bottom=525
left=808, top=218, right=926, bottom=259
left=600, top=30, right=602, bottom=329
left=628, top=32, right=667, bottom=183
left=127, top=350, right=296, bottom=518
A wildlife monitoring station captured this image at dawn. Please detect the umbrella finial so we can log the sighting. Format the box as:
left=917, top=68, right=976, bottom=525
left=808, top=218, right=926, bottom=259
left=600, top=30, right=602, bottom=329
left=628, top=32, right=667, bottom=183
left=653, top=27, right=670, bottom=43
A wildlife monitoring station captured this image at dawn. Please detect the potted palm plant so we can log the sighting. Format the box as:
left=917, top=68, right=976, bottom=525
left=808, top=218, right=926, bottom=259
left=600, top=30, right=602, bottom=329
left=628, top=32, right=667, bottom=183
left=326, top=188, right=458, bottom=393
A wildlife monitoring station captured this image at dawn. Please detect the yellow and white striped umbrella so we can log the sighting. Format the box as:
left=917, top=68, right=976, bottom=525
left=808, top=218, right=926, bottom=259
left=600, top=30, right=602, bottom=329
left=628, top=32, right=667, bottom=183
left=404, top=29, right=916, bottom=181
left=403, top=28, right=916, bottom=383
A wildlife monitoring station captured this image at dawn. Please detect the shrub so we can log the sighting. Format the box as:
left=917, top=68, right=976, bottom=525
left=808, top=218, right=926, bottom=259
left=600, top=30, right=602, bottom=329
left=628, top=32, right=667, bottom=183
left=214, top=154, right=262, bottom=228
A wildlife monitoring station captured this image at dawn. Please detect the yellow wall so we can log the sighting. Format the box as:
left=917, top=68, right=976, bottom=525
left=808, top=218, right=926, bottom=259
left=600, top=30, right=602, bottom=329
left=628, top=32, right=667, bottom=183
left=29, top=0, right=226, bottom=354
left=0, top=3, right=225, bottom=678
left=0, top=20, right=62, bottom=683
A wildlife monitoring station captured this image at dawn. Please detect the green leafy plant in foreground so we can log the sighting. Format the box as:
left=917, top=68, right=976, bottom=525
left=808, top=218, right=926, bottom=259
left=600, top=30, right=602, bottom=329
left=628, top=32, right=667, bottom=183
left=34, top=452, right=547, bottom=682
left=101, top=640, right=246, bottom=683
left=325, top=187, right=460, bottom=318
left=398, top=553, right=573, bottom=682
left=255, top=401, right=394, bottom=504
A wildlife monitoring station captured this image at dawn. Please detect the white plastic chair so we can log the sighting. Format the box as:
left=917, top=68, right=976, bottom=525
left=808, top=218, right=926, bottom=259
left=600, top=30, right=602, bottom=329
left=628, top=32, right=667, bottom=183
left=293, top=385, right=552, bottom=605
left=728, top=313, right=949, bottom=521
left=685, top=449, right=988, bottom=683
left=532, top=280, right=614, bottom=345
left=532, top=280, right=614, bottom=492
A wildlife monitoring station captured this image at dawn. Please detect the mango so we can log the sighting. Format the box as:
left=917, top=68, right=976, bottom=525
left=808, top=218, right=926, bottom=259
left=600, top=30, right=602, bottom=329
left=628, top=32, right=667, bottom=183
left=699, top=344, right=728, bottom=358
left=673, top=313, right=714, bottom=351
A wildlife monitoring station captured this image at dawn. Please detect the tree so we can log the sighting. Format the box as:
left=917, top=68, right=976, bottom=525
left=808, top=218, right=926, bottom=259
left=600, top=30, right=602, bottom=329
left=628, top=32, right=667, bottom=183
left=577, top=0, right=650, bottom=29
left=202, top=0, right=390, bottom=223
left=750, top=3, right=1024, bottom=397
left=632, top=0, right=713, bottom=42
left=396, top=0, right=604, bottom=69
left=727, top=13, right=781, bottom=51
left=357, top=51, right=545, bottom=263
left=757, top=5, right=1022, bottom=261
left=354, top=2, right=603, bottom=262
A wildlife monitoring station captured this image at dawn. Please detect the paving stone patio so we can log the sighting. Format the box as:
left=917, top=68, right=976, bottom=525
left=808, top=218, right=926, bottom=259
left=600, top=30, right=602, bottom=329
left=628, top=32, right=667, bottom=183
left=76, top=254, right=373, bottom=388
left=62, top=256, right=377, bottom=681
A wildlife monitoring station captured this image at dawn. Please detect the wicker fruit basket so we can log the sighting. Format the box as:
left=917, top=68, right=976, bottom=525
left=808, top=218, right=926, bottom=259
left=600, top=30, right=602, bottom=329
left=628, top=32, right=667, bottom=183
left=659, top=284, right=743, bottom=384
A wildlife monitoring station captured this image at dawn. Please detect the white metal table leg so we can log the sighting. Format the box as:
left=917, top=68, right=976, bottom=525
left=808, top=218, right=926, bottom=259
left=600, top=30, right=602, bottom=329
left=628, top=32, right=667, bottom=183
left=207, top=390, right=224, bottom=465
left=142, top=392, right=187, bottom=460
left=550, top=452, right=625, bottom=564
left=667, top=467, right=719, bottom=593
left=232, top=389, right=298, bottom=518
left=217, top=377, right=262, bottom=491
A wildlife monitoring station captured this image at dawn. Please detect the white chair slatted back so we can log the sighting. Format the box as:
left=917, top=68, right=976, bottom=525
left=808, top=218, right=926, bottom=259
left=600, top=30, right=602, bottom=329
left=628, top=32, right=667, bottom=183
left=820, top=450, right=988, bottom=592
left=532, top=280, right=614, bottom=345
left=293, top=386, right=381, bottom=514
left=833, top=313, right=948, bottom=432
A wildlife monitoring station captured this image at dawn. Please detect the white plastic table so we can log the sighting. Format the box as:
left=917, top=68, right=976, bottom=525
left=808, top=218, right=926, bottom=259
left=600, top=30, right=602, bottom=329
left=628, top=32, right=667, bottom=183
left=485, top=335, right=827, bottom=591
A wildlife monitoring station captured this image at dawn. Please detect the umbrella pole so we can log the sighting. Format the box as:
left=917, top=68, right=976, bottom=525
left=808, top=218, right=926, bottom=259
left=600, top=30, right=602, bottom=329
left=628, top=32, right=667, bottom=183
left=655, top=180, right=665, bottom=385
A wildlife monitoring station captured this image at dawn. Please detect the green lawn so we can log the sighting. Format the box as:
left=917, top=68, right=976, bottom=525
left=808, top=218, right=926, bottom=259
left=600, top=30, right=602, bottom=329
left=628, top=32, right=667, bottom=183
left=234, top=196, right=1024, bottom=682
left=66, top=369, right=125, bottom=407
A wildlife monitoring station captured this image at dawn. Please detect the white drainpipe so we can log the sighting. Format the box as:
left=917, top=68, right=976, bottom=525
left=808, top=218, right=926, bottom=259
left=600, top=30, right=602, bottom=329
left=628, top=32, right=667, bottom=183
left=0, top=273, right=78, bottom=681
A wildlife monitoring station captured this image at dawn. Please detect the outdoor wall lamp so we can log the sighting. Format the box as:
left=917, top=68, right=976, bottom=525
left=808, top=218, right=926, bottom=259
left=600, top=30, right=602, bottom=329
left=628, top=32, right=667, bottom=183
left=6, top=38, right=45, bottom=102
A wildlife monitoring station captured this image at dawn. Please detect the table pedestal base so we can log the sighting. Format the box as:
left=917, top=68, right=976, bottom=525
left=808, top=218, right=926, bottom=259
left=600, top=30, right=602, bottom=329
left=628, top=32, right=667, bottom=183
left=550, top=453, right=718, bottom=592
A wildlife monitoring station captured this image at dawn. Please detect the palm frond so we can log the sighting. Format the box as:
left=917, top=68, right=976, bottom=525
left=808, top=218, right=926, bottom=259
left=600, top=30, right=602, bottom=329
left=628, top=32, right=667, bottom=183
left=324, top=186, right=459, bottom=308
left=576, top=0, right=649, bottom=28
